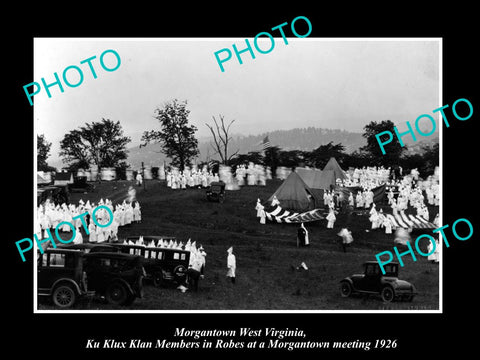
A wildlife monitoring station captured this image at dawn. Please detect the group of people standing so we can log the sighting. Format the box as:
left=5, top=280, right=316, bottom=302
left=166, top=167, right=219, bottom=189
left=234, top=163, right=270, bottom=186
left=36, top=198, right=142, bottom=244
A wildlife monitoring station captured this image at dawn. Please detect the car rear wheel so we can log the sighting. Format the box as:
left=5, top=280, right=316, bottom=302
left=340, top=281, right=352, bottom=297
left=105, top=282, right=129, bottom=305
left=381, top=286, right=395, bottom=303
left=52, top=284, right=76, bottom=308
left=152, top=271, right=164, bottom=287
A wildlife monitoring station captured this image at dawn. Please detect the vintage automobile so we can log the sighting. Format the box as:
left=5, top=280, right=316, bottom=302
left=206, top=181, right=226, bottom=202
left=340, top=261, right=417, bottom=302
left=106, top=242, right=190, bottom=287
left=37, top=248, right=92, bottom=308
left=83, top=252, right=144, bottom=305
left=68, top=175, right=95, bottom=193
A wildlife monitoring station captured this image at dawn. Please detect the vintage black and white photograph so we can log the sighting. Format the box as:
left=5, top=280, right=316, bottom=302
left=33, top=38, right=441, bottom=312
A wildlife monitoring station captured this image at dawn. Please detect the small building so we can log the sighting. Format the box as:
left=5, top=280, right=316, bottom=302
left=54, top=171, right=74, bottom=186
left=37, top=171, right=52, bottom=185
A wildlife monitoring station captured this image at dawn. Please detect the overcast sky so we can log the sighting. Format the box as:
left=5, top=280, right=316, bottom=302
left=34, top=38, right=440, bottom=164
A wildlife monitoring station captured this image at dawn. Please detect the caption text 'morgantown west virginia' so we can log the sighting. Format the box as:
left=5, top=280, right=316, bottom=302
left=174, top=327, right=306, bottom=339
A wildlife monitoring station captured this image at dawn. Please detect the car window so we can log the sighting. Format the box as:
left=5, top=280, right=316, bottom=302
left=181, top=253, right=186, bottom=260
left=173, top=253, right=180, bottom=260
left=39, top=254, right=47, bottom=267
left=100, top=258, right=111, bottom=267
left=366, top=264, right=379, bottom=275
left=50, top=253, right=66, bottom=267
left=384, top=264, right=397, bottom=276
left=64, top=254, right=75, bottom=268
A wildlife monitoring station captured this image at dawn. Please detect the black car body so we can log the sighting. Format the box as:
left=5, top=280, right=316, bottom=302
left=83, top=252, right=144, bottom=305
left=340, top=261, right=417, bottom=302
left=68, top=176, right=95, bottom=193
left=107, top=242, right=190, bottom=287
left=37, top=248, right=91, bottom=308
left=206, top=181, right=225, bottom=202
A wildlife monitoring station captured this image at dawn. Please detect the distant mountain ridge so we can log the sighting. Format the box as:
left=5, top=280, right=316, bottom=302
left=126, top=126, right=438, bottom=168
left=126, top=127, right=364, bottom=167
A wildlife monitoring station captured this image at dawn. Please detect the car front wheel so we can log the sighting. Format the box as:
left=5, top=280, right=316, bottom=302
left=381, top=286, right=395, bottom=303
left=52, top=284, right=76, bottom=308
left=105, top=282, right=129, bottom=305
left=340, top=281, right=352, bottom=297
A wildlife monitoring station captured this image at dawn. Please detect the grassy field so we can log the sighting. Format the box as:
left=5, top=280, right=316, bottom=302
left=38, top=178, right=440, bottom=311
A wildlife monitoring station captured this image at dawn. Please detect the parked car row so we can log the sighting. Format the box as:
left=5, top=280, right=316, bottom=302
left=38, top=236, right=191, bottom=309
left=39, top=239, right=417, bottom=309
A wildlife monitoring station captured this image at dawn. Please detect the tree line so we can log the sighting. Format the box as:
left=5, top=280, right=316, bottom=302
left=37, top=99, right=439, bottom=179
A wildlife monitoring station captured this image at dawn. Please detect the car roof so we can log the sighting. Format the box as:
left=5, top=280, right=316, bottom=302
left=112, top=243, right=190, bottom=254
left=41, top=248, right=83, bottom=254
left=57, top=243, right=115, bottom=249
left=83, top=251, right=140, bottom=260
left=364, top=260, right=399, bottom=266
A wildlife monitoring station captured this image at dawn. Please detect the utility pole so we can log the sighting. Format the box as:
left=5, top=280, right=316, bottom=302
left=141, top=161, right=146, bottom=191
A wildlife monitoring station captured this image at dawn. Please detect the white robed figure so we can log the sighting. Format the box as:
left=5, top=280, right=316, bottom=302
left=133, top=202, right=142, bottom=223
left=118, top=206, right=126, bottom=226
left=259, top=208, right=266, bottom=224
left=337, top=228, right=353, bottom=245
left=127, top=186, right=137, bottom=202
left=62, top=209, right=73, bottom=232
left=96, top=224, right=105, bottom=243
left=187, top=175, right=195, bottom=187
left=326, top=209, right=336, bottom=229
left=387, top=189, right=395, bottom=205
left=383, top=217, right=393, bottom=234
left=323, top=191, right=329, bottom=206
left=73, top=226, right=83, bottom=244
left=391, top=199, right=399, bottom=217
left=236, top=170, right=245, bottom=186
left=369, top=204, right=379, bottom=229
left=88, top=222, right=97, bottom=243
left=125, top=203, right=134, bottom=224
left=201, top=174, right=208, bottom=188
left=300, top=223, right=309, bottom=245
left=394, top=227, right=411, bottom=246
left=255, top=199, right=264, bottom=217
left=355, top=192, right=363, bottom=208
left=271, top=195, right=280, bottom=207
left=348, top=193, right=354, bottom=207
left=226, top=247, right=236, bottom=283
